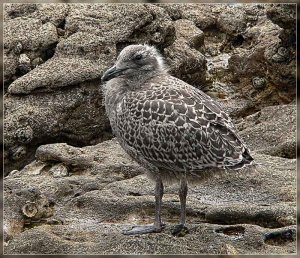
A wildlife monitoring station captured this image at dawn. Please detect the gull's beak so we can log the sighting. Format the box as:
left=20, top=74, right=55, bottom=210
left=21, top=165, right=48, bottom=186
left=101, top=65, right=126, bottom=82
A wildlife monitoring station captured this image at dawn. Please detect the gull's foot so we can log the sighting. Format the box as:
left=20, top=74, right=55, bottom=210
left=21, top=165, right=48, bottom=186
left=123, top=224, right=165, bottom=235
left=172, top=224, right=189, bottom=237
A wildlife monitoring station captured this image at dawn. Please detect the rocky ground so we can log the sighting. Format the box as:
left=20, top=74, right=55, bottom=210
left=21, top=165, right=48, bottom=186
left=3, top=3, right=296, bottom=255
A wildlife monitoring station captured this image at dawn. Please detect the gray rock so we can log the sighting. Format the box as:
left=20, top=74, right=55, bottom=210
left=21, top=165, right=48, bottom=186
left=4, top=18, right=58, bottom=51
left=132, top=4, right=175, bottom=48
left=266, top=3, right=296, bottom=29
left=217, top=5, right=247, bottom=35
left=4, top=81, right=110, bottom=175
left=65, top=4, right=153, bottom=43
left=4, top=3, right=37, bottom=20
left=4, top=187, right=55, bottom=242
left=35, top=139, right=145, bottom=178
left=228, top=17, right=295, bottom=110
left=3, top=4, right=296, bottom=254
left=162, top=4, right=217, bottom=30
left=4, top=50, right=18, bottom=83
left=164, top=39, right=207, bottom=87
left=49, top=163, right=69, bottom=178
left=8, top=35, right=115, bottom=94
left=4, top=3, right=296, bottom=176
left=3, top=139, right=296, bottom=254
left=238, top=105, right=296, bottom=159
left=18, top=53, right=31, bottom=74
left=4, top=3, right=69, bottom=27
left=173, top=19, right=204, bottom=49
left=28, top=3, right=69, bottom=27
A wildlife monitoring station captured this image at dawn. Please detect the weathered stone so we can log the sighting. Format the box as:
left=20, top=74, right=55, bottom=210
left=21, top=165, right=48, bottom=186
left=3, top=4, right=296, bottom=254
left=4, top=18, right=58, bottom=51
left=217, top=5, right=247, bottom=35
left=28, top=3, right=69, bottom=27
left=130, top=4, right=175, bottom=48
left=164, top=39, right=207, bottom=87
left=8, top=57, right=103, bottom=94
left=49, top=163, right=69, bottom=178
left=4, top=3, right=37, bottom=20
left=162, top=4, right=217, bottom=30
left=4, top=81, right=110, bottom=175
left=4, top=50, right=18, bottom=83
left=4, top=187, right=55, bottom=242
left=18, top=54, right=31, bottom=74
left=35, top=139, right=145, bottom=178
left=173, top=19, right=204, bottom=49
left=65, top=4, right=153, bottom=43
left=238, top=105, right=296, bottom=159
left=8, top=34, right=115, bottom=94
left=266, top=3, right=296, bottom=29
left=3, top=139, right=296, bottom=254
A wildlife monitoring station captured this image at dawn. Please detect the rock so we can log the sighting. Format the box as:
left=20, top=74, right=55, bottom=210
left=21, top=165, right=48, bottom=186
left=162, top=4, right=217, bottom=30
left=18, top=53, right=31, bottom=74
left=4, top=3, right=296, bottom=175
left=173, top=19, right=204, bottom=49
left=7, top=34, right=116, bottom=94
left=217, top=5, right=247, bottom=35
left=3, top=139, right=296, bottom=254
left=34, top=139, right=145, bottom=178
left=4, top=3, right=37, bottom=19
left=227, top=16, right=295, bottom=110
left=4, top=187, right=55, bottom=242
left=206, top=54, right=231, bottom=83
left=65, top=4, right=153, bottom=43
left=4, top=81, right=111, bottom=175
left=3, top=4, right=296, bottom=254
left=31, top=57, right=43, bottom=68
left=8, top=56, right=104, bottom=94
left=21, top=160, right=48, bottom=176
left=238, top=105, right=296, bottom=159
left=164, top=39, right=207, bottom=87
left=28, top=3, right=69, bottom=27
left=4, top=18, right=58, bottom=51
left=252, top=77, right=266, bottom=89
left=266, top=4, right=296, bottom=29
left=131, top=4, right=175, bottom=48
left=49, top=163, right=69, bottom=178
left=4, top=50, right=18, bottom=83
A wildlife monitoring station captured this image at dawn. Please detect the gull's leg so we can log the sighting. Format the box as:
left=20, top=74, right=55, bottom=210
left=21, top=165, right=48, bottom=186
left=154, top=177, right=164, bottom=230
left=123, top=178, right=164, bottom=235
left=172, top=174, right=189, bottom=236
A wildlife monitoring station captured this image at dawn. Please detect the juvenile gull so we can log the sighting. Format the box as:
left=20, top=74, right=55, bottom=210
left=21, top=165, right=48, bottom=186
left=101, top=44, right=254, bottom=235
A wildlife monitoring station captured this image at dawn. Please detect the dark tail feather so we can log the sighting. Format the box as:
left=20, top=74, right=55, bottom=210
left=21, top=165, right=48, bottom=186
left=228, top=149, right=254, bottom=170
left=242, top=148, right=254, bottom=163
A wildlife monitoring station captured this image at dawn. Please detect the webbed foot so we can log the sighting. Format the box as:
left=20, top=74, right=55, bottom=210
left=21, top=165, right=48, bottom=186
left=123, top=224, right=165, bottom=235
left=171, top=224, right=189, bottom=237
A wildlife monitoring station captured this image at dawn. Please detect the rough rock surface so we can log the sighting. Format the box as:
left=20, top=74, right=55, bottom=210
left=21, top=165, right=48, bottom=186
left=237, top=104, right=296, bottom=159
left=3, top=3, right=296, bottom=255
left=4, top=3, right=296, bottom=175
left=4, top=139, right=296, bottom=254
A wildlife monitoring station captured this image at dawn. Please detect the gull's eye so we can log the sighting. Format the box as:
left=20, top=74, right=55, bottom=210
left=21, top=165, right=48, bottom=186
left=134, top=54, right=143, bottom=61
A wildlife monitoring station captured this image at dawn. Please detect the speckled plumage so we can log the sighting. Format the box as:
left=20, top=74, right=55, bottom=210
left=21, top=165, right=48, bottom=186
left=102, top=45, right=253, bottom=181
left=101, top=44, right=254, bottom=235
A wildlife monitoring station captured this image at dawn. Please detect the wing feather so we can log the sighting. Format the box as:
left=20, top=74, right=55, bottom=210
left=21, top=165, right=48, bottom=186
left=115, top=76, right=250, bottom=171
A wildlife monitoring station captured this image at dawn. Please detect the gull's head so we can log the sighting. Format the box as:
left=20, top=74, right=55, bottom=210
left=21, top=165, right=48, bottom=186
left=101, top=44, right=165, bottom=82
